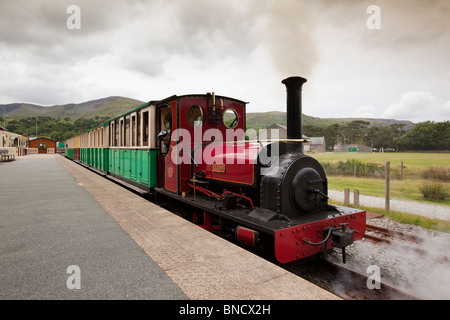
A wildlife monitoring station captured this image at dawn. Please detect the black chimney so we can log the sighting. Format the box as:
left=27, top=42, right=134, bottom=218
left=281, top=76, right=307, bottom=152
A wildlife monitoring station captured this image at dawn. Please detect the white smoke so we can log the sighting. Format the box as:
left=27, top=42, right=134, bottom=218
left=329, top=226, right=450, bottom=299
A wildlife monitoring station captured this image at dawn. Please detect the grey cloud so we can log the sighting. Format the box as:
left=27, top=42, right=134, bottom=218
left=1, top=0, right=448, bottom=121
left=319, top=0, right=450, bottom=51
left=0, top=0, right=321, bottom=77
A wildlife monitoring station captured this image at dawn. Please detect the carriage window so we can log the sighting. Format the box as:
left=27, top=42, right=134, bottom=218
left=119, top=119, right=123, bottom=146
left=131, top=114, right=136, bottom=146
left=223, top=108, right=239, bottom=128
left=109, top=123, right=114, bottom=146
left=187, top=105, right=204, bottom=127
left=164, top=113, right=171, bottom=130
left=142, top=111, right=149, bottom=146
left=136, top=112, right=141, bottom=146
left=115, top=120, right=119, bottom=146
left=159, top=105, right=171, bottom=131
left=125, top=115, right=130, bottom=147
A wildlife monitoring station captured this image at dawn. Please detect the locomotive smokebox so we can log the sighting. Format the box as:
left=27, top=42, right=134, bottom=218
left=282, top=76, right=307, bottom=152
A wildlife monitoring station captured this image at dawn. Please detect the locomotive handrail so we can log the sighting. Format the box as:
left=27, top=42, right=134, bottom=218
left=252, top=138, right=311, bottom=143
left=187, top=182, right=255, bottom=210
left=204, top=138, right=312, bottom=144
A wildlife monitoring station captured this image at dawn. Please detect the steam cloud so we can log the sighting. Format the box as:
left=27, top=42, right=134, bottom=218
left=330, top=228, right=450, bottom=299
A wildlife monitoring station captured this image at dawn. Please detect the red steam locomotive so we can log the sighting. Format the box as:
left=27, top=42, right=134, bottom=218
left=156, top=76, right=366, bottom=263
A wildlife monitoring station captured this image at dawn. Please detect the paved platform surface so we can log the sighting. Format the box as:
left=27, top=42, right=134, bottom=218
left=1, top=155, right=339, bottom=300
left=328, top=189, right=449, bottom=221
left=0, top=156, right=187, bottom=299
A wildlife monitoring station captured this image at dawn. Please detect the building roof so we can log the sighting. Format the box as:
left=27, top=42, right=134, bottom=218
left=309, top=137, right=325, bottom=145
left=263, top=123, right=310, bottom=140
left=32, top=137, right=58, bottom=142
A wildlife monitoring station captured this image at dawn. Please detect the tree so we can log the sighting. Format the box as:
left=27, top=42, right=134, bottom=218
left=397, top=121, right=450, bottom=150
left=390, top=123, right=406, bottom=151
left=337, top=120, right=370, bottom=145
left=364, top=126, right=395, bottom=150
left=5, top=120, right=25, bottom=135
left=324, top=123, right=339, bottom=150
left=49, top=131, right=63, bottom=141
left=303, top=124, right=324, bottom=137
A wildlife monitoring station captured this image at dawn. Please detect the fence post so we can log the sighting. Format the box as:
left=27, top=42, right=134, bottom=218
left=344, top=188, right=350, bottom=206
left=354, top=189, right=360, bottom=207
left=385, top=161, right=390, bottom=212
left=400, top=161, right=404, bottom=180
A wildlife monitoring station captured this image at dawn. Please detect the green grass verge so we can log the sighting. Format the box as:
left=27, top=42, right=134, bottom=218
left=327, top=176, right=449, bottom=206
left=310, top=152, right=450, bottom=168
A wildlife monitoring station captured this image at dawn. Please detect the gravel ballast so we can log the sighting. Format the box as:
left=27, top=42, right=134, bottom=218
left=324, top=217, right=450, bottom=299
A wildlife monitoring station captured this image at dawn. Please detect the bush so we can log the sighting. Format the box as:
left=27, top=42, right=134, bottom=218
left=419, top=181, right=448, bottom=201
left=320, top=159, right=384, bottom=178
left=422, top=167, right=450, bottom=182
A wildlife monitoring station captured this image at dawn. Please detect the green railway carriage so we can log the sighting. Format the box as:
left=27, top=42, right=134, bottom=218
left=65, top=100, right=163, bottom=191
left=65, top=93, right=246, bottom=194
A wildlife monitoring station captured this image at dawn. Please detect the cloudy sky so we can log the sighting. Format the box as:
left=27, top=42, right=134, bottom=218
left=0, top=0, right=449, bottom=123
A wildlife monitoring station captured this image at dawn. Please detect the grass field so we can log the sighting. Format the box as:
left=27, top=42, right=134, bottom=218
left=307, top=152, right=449, bottom=231
left=310, top=152, right=450, bottom=168
left=308, top=152, right=450, bottom=205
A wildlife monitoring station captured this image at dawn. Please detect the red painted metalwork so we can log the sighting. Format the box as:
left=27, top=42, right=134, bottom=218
left=164, top=100, right=178, bottom=193
left=273, top=211, right=367, bottom=263
left=74, top=148, right=80, bottom=161
left=195, top=142, right=261, bottom=186
left=187, top=182, right=254, bottom=209
left=236, top=226, right=258, bottom=247
left=193, top=211, right=220, bottom=232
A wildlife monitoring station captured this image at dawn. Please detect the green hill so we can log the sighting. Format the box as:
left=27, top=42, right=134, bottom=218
left=245, top=111, right=414, bottom=132
left=1, top=97, right=414, bottom=131
left=1, top=97, right=145, bottom=120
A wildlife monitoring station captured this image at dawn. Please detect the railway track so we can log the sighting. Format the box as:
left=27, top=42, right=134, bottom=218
left=285, top=257, right=420, bottom=300
left=323, top=223, right=449, bottom=299
left=285, top=223, right=436, bottom=300
left=364, top=224, right=424, bottom=244
left=364, top=223, right=450, bottom=264
left=324, top=260, right=419, bottom=300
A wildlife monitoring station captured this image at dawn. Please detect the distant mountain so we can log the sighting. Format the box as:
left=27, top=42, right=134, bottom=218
left=246, top=111, right=415, bottom=131
left=0, top=97, right=145, bottom=119
left=1, top=97, right=414, bottom=131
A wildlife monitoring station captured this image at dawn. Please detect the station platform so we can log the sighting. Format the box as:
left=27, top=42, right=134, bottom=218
left=0, top=154, right=339, bottom=300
